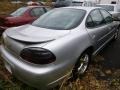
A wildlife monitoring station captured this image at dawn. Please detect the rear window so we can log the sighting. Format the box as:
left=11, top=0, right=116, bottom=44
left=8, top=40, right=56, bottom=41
left=96, top=5, right=114, bottom=11
left=11, top=7, right=28, bottom=16
left=32, top=8, right=86, bottom=30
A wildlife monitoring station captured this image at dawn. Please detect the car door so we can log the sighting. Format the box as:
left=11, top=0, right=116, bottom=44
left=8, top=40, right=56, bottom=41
left=85, top=9, right=110, bottom=51
left=100, top=9, right=117, bottom=40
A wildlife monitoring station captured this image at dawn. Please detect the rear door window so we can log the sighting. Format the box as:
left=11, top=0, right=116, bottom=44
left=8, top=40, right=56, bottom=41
left=100, top=9, right=113, bottom=23
left=86, top=9, right=105, bottom=28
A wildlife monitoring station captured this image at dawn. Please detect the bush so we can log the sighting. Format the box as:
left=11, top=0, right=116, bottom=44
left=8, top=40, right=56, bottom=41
left=0, top=1, right=25, bottom=15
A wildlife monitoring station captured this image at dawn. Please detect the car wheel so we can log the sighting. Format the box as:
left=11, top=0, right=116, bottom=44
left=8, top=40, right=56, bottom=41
left=113, top=29, right=119, bottom=40
left=72, top=51, right=91, bottom=79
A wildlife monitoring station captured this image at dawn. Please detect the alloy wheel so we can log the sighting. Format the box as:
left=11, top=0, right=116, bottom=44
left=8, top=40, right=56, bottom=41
left=77, top=54, right=89, bottom=74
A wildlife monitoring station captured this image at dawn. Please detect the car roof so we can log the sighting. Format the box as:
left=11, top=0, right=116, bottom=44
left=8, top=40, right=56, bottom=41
left=63, top=6, right=101, bottom=12
left=26, top=5, right=48, bottom=8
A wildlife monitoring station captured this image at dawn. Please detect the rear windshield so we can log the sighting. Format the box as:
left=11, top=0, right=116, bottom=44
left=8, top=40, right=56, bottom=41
left=32, top=8, right=86, bottom=30
left=11, top=7, right=28, bottom=16
left=96, top=5, right=114, bottom=11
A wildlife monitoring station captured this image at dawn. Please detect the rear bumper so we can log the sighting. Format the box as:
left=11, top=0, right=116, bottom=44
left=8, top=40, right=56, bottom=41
left=0, top=45, right=71, bottom=89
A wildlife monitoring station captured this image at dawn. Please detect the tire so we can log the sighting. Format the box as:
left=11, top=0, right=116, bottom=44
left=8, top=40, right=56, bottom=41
left=72, top=51, right=91, bottom=79
left=113, top=29, right=119, bottom=40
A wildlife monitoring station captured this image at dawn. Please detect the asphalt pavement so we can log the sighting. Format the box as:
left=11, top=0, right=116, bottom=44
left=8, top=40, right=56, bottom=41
left=99, top=33, right=120, bottom=69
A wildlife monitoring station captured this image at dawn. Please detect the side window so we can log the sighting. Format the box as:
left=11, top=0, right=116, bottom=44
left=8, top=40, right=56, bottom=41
left=100, top=9, right=113, bottom=23
left=86, top=9, right=105, bottom=28
left=31, top=8, right=45, bottom=17
left=86, top=15, right=95, bottom=28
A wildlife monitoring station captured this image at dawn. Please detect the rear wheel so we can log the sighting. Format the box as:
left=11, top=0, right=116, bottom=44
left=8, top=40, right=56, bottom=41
left=113, top=29, right=119, bottom=40
left=72, top=51, right=91, bottom=79
left=59, top=51, right=92, bottom=89
left=114, top=32, right=118, bottom=40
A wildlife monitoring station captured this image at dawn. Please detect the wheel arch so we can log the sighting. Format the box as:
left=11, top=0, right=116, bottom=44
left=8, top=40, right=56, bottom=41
left=84, top=46, right=94, bottom=55
left=75, top=45, right=94, bottom=66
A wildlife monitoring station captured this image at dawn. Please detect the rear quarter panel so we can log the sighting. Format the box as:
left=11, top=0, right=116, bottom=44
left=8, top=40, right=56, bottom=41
left=42, top=27, right=93, bottom=73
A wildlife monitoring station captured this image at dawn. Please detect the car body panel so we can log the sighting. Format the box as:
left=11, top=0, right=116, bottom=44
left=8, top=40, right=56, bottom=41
left=5, top=24, right=70, bottom=43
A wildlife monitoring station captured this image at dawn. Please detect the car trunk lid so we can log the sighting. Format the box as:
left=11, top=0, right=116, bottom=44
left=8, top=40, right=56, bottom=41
left=5, top=24, right=70, bottom=43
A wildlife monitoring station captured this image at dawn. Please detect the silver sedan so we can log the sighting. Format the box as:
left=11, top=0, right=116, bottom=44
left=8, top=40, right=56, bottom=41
left=0, top=7, right=119, bottom=89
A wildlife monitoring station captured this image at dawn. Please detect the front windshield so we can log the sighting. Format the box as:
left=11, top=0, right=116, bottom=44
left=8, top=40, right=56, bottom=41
left=96, top=5, right=114, bottom=11
left=11, top=7, right=28, bottom=16
left=32, top=8, right=86, bottom=30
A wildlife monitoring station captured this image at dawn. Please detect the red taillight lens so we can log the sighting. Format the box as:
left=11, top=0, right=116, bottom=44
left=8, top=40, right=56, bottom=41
left=20, top=47, right=56, bottom=64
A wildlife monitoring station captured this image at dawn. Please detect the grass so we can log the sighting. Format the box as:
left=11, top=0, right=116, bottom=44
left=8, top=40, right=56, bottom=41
left=0, top=1, right=120, bottom=90
left=0, top=1, right=26, bottom=15
left=60, top=56, right=120, bottom=90
left=0, top=55, right=36, bottom=90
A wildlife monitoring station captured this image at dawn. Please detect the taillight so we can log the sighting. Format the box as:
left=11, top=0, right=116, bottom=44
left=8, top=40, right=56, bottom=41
left=20, top=47, right=56, bottom=64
